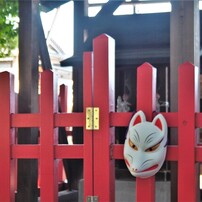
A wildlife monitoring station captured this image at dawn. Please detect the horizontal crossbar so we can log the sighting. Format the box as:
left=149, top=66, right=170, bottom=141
left=113, top=145, right=202, bottom=162
left=9, top=144, right=202, bottom=162
left=11, top=145, right=84, bottom=159
left=10, top=112, right=202, bottom=128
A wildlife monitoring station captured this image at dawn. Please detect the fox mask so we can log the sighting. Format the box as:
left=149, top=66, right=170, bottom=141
left=123, top=111, right=167, bottom=178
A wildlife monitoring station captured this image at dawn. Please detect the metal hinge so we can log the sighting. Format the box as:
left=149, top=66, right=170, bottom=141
left=86, top=107, right=99, bottom=130
left=86, top=196, right=99, bottom=202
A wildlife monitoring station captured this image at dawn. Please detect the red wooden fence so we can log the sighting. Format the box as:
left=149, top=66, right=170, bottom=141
left=0, top=34, right=202, bottom=202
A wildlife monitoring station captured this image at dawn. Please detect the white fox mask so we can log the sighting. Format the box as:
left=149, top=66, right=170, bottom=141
left=123, top=110, right=167, bottom=178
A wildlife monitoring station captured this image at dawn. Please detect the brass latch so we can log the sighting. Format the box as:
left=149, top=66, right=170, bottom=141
left=86, top=107, right=99, bottom=130
left=86, top=196, right=99, bottom=202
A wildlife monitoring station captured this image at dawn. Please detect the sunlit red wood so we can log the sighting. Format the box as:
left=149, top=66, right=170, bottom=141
left=178, top=62, right=199, bottom=202
left=93, top=34, right=115, bottom=202
left=136, top=63, right=156, bottom=202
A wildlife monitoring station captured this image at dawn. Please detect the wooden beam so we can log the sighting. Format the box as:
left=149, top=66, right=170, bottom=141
left=96, top=0, right=123, bottom=17
left=69, top=0, right=85, bottom=190
left=170, top=0, right=200, bottom=201
left=16, top=0, right=39, bottom=201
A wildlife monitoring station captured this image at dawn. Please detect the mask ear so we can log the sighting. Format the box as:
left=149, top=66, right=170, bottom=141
left=129, top=110, right=146, bottom=128
left=152, top=114, right=167, bottom=132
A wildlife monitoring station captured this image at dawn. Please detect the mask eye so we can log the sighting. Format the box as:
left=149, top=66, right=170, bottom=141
left=145, top=139, right=162, bottom=152
left=129, top=138, right=138, bottom=151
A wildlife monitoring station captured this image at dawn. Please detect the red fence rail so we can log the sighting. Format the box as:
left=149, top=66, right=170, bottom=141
left=0, top=34, right=202, bottom=202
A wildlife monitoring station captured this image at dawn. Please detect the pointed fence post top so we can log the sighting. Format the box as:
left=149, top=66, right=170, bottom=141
left=93, top=33, right=114, bottom=42
left=178, top=61, right=199, bottom=112
left=179, top=61, right=195, bottom=70
left=136, top=62, right=157, bottom=120
left=93, top=34, right=115, bottom=51
left=137, top=62, right=155, bottom=71
left=0, top=71, right=11, bottom=77
left=0, top=71, right=14, bottom=93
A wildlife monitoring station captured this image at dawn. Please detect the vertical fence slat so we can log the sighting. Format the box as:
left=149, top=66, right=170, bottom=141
left=0, top=72, right=15, bottom=202
left=178, top=62, right=199, bottom=201
left=59, top=84, right=68, bottom=112
left=93, top=34, right=115, bottom=202
left=40, top=70, right=58, bottom=202
left=136, top=63, right=156, bottom=202
left=83, top=52, right=94, bottom=198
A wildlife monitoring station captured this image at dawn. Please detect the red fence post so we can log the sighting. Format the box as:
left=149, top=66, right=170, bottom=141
left=0, top=72, right=15, bottom=202
left=178, top=62, right=199, bottom=201
left=40, top=70, right=58, bottom=202
left=93, top=34, right=115, bottom=202
left=136, top=63, right=157, bottom=202
left=0, top=72, right=16, bottom=201
left=83, top=52, right=94, bottom=199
